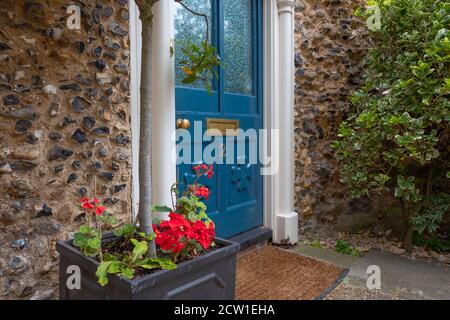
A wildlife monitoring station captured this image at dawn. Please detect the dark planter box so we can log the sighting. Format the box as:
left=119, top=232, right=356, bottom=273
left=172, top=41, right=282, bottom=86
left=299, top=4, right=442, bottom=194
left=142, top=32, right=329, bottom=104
left=56, top=233, right=240, bottom=300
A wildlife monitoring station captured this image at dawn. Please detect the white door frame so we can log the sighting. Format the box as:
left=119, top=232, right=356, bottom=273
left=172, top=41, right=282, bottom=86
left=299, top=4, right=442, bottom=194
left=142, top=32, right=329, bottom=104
left=129, top=0, right=298, bottom=244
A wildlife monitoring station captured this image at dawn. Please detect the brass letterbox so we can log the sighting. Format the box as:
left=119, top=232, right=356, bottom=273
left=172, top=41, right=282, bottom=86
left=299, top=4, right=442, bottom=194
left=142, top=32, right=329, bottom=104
left=206, top=118, right=240, bottom=136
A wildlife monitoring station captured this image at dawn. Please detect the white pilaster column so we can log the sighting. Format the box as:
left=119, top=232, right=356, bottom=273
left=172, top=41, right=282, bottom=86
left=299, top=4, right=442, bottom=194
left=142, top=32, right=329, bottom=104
left=151, top=0, right=176, bottom=218
left=274, top=0, right=298, bottom=244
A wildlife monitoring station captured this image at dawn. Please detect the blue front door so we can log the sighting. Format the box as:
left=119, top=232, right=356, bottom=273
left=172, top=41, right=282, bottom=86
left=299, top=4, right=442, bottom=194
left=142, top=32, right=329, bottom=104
left=175, top=0, right=263, bottom=238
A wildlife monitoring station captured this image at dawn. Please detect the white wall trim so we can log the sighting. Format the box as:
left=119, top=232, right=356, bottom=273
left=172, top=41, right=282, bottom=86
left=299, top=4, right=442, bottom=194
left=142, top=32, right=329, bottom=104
left=129, top=1, right=176, bottom=220
left=150, top=0, right=176, bottom=220
left=129, top=0, right=142, bottom=219
left=271, top=0, right=298, bottom=244
left=263, top=0, right=278, bottom=237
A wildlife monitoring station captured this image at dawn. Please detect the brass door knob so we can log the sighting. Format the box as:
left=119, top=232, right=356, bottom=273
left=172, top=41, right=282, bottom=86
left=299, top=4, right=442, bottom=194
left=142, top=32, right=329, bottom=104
left=176, top=118, right=191, bottom=129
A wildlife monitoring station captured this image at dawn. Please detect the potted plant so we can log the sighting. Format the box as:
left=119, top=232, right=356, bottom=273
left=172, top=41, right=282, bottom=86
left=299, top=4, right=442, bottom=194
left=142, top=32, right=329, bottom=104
left=57, top=165, right=240, bottom=300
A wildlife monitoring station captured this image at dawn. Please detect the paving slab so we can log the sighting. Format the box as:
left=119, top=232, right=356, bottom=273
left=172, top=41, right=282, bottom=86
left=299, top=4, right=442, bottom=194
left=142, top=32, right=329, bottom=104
left=289, top=244, right=450, bottom=300
left=349, top=249, right=450, bottom=300
left=290, top=243, right=359, bottom=269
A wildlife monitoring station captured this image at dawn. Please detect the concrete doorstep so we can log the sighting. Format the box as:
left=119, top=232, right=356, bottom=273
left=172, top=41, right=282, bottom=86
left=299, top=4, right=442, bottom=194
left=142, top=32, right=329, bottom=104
left=290, top=244, right=450, bottom=300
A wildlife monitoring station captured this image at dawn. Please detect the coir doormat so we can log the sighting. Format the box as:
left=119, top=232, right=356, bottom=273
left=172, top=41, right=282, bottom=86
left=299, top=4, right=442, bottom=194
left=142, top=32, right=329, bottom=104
left=236, top=246, right=347, bottom=300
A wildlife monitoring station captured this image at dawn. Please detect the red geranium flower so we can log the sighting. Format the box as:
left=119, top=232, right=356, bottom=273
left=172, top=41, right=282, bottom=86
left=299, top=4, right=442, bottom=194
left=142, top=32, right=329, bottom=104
left=168, top=212, right=191, bottom=230
left=193, top=164, right=208, bottom=173
left=95, top=205, right=106, bottom=216
left=188, top=220, right=213, bottom=249
left=80, top=197, right=105, bottom=215
left=153, top=213, right=192, bottom=254
left=193, top=164, right=214, bottom=179
left=153, top=213, right=215, bottom=255
left=206, top=165, right=214, bottom=179
left=81, top=198, right=94, bottom=210
left=207, top=221, right=215, bottom=239
left=195, top=186, right=210, bottom=200
left=152, top=226, right=180, bottom=252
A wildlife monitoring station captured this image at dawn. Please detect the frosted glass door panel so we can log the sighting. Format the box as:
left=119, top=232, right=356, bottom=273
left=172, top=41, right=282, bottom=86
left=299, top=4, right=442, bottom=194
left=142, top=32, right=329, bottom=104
left=223, top=0, right=254, bottom=96
left=175, top=0, right=213, bottom=90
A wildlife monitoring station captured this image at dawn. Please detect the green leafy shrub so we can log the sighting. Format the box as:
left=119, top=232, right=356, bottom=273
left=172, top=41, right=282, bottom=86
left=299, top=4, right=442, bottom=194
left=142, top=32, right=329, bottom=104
left=333, top=0, right=450, bottom=251
left=335, top=240, right=361, bottom=257
left=413, top=232, right=450, bottom=253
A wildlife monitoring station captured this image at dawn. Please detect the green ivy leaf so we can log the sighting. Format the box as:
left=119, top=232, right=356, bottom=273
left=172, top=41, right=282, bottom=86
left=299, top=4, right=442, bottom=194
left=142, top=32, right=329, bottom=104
left=435, top=28, right=448, bottom=41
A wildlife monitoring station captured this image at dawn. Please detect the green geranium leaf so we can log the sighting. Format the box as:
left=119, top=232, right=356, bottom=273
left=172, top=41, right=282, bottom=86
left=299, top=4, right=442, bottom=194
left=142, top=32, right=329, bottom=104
left=107, top=217, right=118, bottom=225
left=88, top=238, right=101, bottom=249
left=131, top=239, right=148, bottom=262
left=103, top=253, right=118, bottom=262
left=152, top=205, right=173, bottom=213
left=120, top=267, right=134, bottom=280
left=108, top=261, right=122, bottom=274
left=79, top=225, right=89, bottom=233
left=96, top=261, right=113, bottom=287
left=137, top=259, right=160, bottom=270
left=158, top=259, right=177, bottom=270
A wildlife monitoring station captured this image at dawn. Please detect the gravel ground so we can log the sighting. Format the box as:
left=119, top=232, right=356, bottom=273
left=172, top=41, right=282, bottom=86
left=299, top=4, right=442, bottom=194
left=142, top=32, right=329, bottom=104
left=326, top=276, right=427, bottom=300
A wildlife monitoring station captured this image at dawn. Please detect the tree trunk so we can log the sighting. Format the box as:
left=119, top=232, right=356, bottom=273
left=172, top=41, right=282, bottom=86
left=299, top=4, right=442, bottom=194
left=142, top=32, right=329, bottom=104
left=402, top=201, right=414, bottom=253
left=403, top=224, right=414, bottom=254
left=136, top=1, right=157, bottom=256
